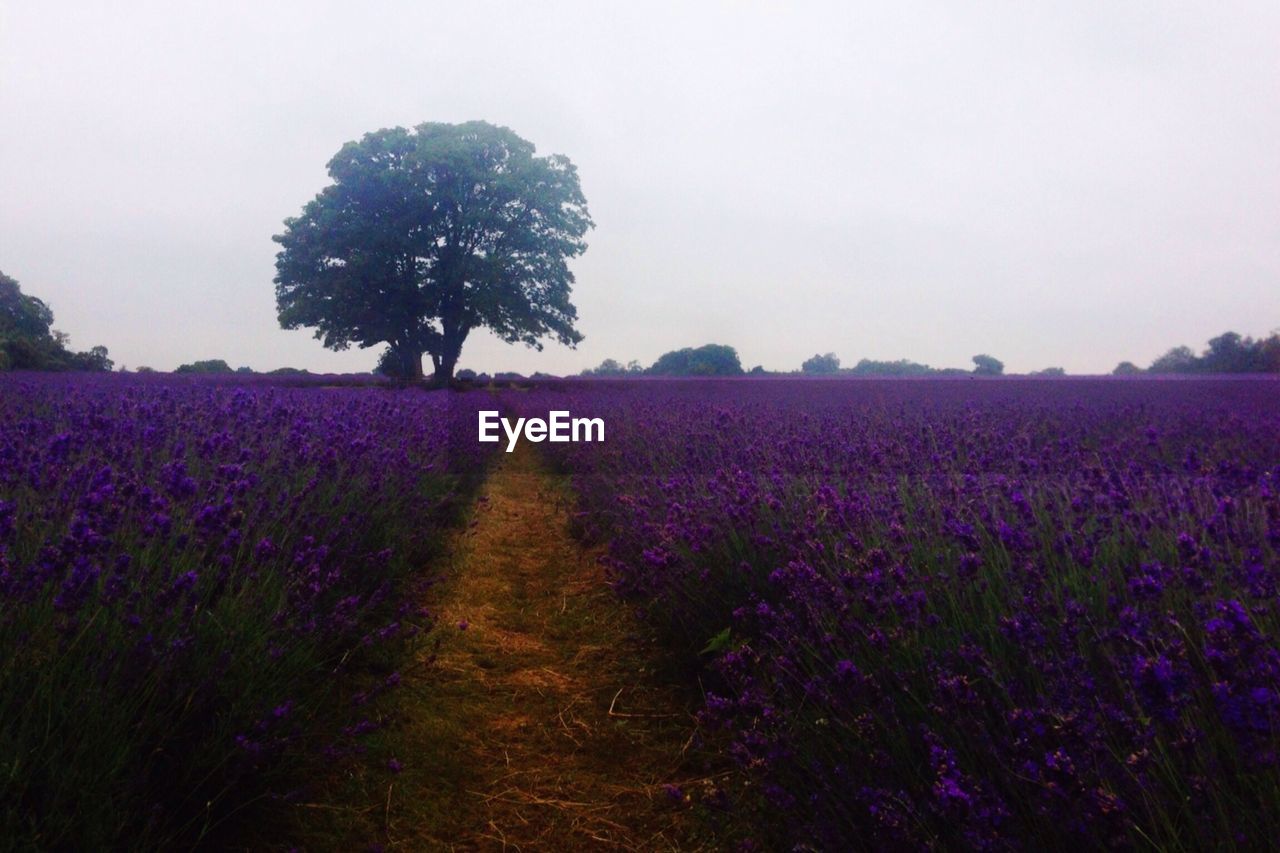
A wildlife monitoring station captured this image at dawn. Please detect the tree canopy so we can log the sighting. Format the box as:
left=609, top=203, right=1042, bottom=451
left=801, top=352, right=841, bottom=374
left=849, top=358, right=948, bottom=376
left=273, top=121, right=592, bottom=382
left=175, top=359, right=234, bottom=374
left=1148, top=345, right=1198, bottom=374
left=0, top=270, right=112, bottom=372
left=972, top=354, right=1005, bottom=376
left=648, top=344, right=743, bottom=376
left=1, top=270, right=54, bottom=340
left=581, top=357, right=643, bottom=377
left=1146, top=332, right=1280, bottom=374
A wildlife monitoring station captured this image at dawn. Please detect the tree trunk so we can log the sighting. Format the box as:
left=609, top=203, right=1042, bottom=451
left=431, top=325, right=466, bottom=384
left=432, top=351, right=459, bottom=384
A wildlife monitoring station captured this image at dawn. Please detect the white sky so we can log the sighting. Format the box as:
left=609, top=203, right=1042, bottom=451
left=2, top=1, right=1278, bottom=374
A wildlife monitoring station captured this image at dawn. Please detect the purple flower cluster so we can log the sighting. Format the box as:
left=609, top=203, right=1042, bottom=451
left=0, top=372, right=491, bottom=847
left=512, top=377, right=1280, bottom=848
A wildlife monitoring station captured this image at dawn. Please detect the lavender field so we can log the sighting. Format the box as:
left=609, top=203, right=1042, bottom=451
left=515, top=378, right=1280, bottom=849
left=4, top=374, right=1280, bottom=849
left=0, top=373, right=490, bottom=847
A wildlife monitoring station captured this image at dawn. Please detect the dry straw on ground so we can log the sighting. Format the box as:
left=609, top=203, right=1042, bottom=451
left=288, top=443, right=720, bottom=851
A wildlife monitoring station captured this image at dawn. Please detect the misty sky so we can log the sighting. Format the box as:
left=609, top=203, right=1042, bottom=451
left=3, top=1, right=1278, bottom=375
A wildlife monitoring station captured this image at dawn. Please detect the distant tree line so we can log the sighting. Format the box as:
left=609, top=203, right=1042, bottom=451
left=799, top=353, right=1007, bottom=376
left=174, top=359, right=235, bottom=374
left=0, top=270, right=113, bottom=372
left=580, top=358, right=644, bottom=377
left=583, top=348, right=1026, bottom=378
left=583, top=344, right=744, bottom=376
left=1119, top=331, right=1280, bottom=375
left=150, top=361, right=311, bottom=375
left=585, top=332, right=1280, bottom=380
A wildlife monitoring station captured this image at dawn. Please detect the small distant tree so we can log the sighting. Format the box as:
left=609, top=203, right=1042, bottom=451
left=456, top=368, right=477, bottom=381
left=69, top=345, right=114, bottom=372
left=583, top=358, right=646, bottom=377
left=1029, top=367, right=1065, bottom=377
left=972, top=354, right=1004, bottom=376
left=801, top=352, right=841, bottom=374
left=1112, top=361, right=1143, bottom=376
left=235, top=366, right=255, bottom=374
left=1148, top=345, right=1198, bottom=374
left=1202, top=331, right=1264, bottom=373
left=648, top=344, right=743, bottom=376
left=582, top=358, right=624, bottom=376
left=1261, top=333, right=1280, bottom=372
left=175, top=359, right=234, bottom=374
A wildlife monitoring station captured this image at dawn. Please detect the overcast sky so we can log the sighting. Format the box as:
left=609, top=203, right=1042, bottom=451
left=3, top=1, right=1278, bottom=375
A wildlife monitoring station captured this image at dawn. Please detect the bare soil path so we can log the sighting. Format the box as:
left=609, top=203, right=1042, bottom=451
left=303, top=442, right=716, bottom=851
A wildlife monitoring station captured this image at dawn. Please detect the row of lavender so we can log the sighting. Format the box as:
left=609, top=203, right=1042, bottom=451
left=0, top=373, right=490, bottom=848
left=512, top=378, right=1280, bottom=849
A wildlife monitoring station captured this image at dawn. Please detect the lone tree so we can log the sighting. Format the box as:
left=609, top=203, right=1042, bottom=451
left=801, top=352, right=841, bottom=374
left=971, top=354, right=1004, bottom=376
left=175, top=359, right=234, bottom=374
left=1112, top=361, right=1144, bottom=376
left=648, top=344, right=743, bottom=376
left=274, top=121, right=592, bottom=382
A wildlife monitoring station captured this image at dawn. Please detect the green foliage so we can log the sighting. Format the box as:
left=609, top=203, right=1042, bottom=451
left=700, top=627, right=733, bottom=656
left=581, top=358, right=643, bottom=377
left=848, top=358, right=939, bottom=376
left=801, top=352, right=840, bottom=374
left=0, top=270, right=112, bottom=372
left=1113, top=361, right=1144, bottom=375
left=174, top=359, right=233, bottom=374
left=274, top=121, right=593, bottom=382
left=374, top=346, right=417, bottom=379
left=70, top=345, right=114, bottom=372
left=1029, top=366, right=1066, bottom=376
left=971, top=354, right=1005, bottom=376
left=648, top=344, right=743, bottom=376
left=1, top=270, right=54, bottom=340
left=1148, top=331, right=1280, bottom=374
left=1149, top=345, right=1199, bottom=373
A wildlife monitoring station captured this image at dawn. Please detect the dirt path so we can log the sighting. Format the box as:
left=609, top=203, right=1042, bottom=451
left=361, top=442, right=711, bottom=851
